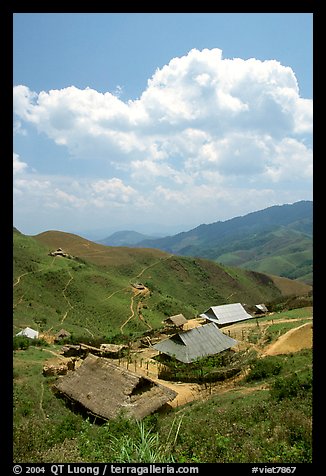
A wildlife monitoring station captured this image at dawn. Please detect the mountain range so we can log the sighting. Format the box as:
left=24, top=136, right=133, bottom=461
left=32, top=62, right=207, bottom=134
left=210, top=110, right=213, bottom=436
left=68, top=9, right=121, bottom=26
left=101, top=201, right=312, bottom=284
left=98, top=230, right=159, bottom=247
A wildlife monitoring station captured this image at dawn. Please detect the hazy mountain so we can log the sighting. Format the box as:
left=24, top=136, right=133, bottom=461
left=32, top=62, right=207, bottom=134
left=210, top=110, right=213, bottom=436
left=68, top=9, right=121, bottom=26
left=136, top=201, right=313, bottom=284
left=98, top=230, right=160, bottom=247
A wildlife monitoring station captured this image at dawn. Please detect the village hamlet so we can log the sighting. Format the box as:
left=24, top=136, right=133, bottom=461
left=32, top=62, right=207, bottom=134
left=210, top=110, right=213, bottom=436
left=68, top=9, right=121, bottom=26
left=12, top=13, right=313, bottom=464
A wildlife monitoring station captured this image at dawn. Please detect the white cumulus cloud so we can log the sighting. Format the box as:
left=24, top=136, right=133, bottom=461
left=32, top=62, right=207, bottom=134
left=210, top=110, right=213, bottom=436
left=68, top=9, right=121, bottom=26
left=13, top=152, right=28, bottom=174
left=13, top=48, right=312, bottom=232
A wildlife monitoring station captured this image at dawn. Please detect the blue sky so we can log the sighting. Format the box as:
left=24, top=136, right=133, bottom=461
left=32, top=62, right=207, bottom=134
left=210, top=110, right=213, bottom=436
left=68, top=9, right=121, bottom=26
left=13, top=13, right=313, bottom=238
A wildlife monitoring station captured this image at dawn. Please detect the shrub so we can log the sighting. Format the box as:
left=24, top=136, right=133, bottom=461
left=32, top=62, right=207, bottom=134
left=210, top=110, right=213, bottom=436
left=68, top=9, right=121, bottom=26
left=13, top=336, right=30, bottom=350
left=33, top=338, right=49, bottom=347
left=246, top=357, right=282, bottom=381
left=270, top=372, right=312, bottom=401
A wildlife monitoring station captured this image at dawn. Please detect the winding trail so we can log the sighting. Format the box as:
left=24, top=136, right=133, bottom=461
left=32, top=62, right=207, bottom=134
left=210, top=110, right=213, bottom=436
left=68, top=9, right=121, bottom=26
left=60, top=270, right=74, bottom=324
left=103, top=255, right=173, bottom=334
left=13, top=272, right=30, bottom=287
left=120, top=290, right=140, bottom=333
left=103, top=287, right=129, bottom=302
left=14, top=257, right=57, bottom=288
left=135, top=255, right=173, bottom=280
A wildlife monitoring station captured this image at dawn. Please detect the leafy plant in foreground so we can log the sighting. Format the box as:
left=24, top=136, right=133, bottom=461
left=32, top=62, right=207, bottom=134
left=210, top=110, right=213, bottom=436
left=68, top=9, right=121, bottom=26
left=110, top=417, right=183, bottom=463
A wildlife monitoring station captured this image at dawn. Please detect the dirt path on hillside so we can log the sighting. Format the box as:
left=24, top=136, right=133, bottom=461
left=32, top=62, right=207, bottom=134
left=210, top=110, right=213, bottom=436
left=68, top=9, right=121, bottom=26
left=135, top=255, right=173, bottom=280
left=60, top=271, right=74, bottom=324
left=119, top=286, right=153, bottom=334
left=115, top=256, right=173, bottom=334
left=120, top=291, right=138, bottom=333
left=13, top=257, right=57, bottom=288
left=13, top=272, right=31, bottom=287
left=103, top=287, right=130, bottom=301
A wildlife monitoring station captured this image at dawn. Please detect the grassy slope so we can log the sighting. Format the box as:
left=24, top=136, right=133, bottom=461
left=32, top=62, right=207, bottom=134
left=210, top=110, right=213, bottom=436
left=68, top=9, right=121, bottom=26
left=13, top=307, right=312, bottom=463
left=14, top=230, right=311, bottom=340
left=215, top=228, right=312, bottom=284
left=138, top=202, right=312, bottom=284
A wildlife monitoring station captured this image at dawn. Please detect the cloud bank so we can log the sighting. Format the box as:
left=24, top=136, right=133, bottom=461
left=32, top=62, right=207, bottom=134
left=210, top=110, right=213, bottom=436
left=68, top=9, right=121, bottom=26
left=13, top=48, right=312, bottom=234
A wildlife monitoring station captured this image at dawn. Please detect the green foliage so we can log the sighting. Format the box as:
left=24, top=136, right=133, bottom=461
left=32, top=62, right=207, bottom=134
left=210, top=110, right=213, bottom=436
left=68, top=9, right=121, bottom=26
left=160, top=387, right=312, bottom=463
left=13, top=336, right=31, bottom=350
left=267, top=294, right=313, bottom=313
left=270, top=372, right=312, bottom=402
left=156, top=351, right=244, bottom=383
left=110, top=420, right=176, bottom=463
left=246, top=357, right=283, bottom=382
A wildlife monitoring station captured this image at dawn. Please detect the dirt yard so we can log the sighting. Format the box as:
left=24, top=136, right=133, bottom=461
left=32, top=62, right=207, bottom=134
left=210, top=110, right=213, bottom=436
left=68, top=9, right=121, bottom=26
left=263, top=322, right=313, bottom=356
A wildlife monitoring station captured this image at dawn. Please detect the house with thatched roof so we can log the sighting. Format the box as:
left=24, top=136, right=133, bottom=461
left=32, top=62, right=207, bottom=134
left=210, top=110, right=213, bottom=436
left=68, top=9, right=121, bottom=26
left=200, top=303, right=253, bottom=327
left=153, top=322, right=237, bottom=363
left=164, top=314, right=188, bottom=329
left=54, top=329, right=71, bottom=341
left=54, top=354, right=177, bottom=421
left=99, top=343, right=127, bottom=357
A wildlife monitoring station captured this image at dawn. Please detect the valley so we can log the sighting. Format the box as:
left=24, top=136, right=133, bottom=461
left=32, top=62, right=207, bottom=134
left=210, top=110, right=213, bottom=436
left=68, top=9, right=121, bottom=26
left=13, top=228, right=310, bottom=341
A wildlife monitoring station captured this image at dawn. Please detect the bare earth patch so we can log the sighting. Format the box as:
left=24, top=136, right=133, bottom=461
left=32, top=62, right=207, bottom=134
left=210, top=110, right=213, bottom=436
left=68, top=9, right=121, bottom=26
left=263, top=322, right=313, bottom=356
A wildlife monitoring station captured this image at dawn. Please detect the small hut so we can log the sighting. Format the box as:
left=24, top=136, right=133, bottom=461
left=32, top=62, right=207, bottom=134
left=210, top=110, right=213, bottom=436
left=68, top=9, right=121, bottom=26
left=164, top=314, right=188, bottom=329
left=54, top=354, right=177, bottom=420
left=49, top=248, right=68, bottom=257
left=254, top=304, right=269, bottom=315
left=55, top=329, right=71, bottom=342
left=99, top=343, right=127, bottom=357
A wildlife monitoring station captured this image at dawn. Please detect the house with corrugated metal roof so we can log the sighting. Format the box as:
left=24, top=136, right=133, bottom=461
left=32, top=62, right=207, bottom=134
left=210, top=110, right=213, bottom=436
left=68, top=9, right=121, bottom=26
left=153, top=322, right=237, bottom=363
left=254, top=304, right=269, bottom=314
left=200, top=303, right=253, bottom=328
left=15, top=327, right=39, bottom=339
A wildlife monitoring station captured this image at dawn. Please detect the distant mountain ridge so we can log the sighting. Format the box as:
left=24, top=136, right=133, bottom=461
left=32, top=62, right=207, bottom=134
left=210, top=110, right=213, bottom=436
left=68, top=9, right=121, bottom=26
left=98, top=230, right=159, bottom=247
left=135, top=201, right=312, bottom=284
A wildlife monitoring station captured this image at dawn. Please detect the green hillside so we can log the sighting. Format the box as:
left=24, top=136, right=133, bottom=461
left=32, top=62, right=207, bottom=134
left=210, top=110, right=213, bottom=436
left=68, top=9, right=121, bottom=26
left=137, top=201, right=313, bottom=284
left=211, top=227, right=312, bottom=284
left=13, top=229, right=311, bottom=341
